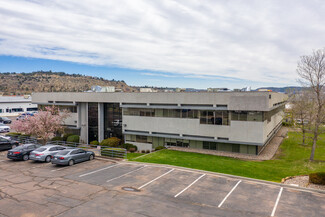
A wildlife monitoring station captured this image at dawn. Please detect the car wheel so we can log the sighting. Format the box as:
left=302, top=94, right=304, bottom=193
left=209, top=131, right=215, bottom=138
left=23, top=155, right=29, bottom=161
left=89, top=154, right=94, bottom=161
left=45, top=156, right=51, bottom=163
left=68, top=160, right=74, bottom=166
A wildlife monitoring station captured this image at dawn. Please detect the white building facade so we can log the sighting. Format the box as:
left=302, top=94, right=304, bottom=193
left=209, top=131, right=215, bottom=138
left=32, top=91, right=287, bottom=155
left=0, top=96, right=38, bottom=116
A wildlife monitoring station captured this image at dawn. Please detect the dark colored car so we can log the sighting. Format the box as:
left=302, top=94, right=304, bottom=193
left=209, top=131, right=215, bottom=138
left=7, top=143, right=41, bottom=161
left=0, top=117, right=12, bottom=124
left=0, top=136, right=19, bottom=151
left=52, top=148, right=95, bottom=166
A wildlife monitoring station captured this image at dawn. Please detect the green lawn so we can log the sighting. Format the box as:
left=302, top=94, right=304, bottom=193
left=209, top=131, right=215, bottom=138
left=126, top=152, right=145, bottom=160
left=131, top=131, right=325, bottom=182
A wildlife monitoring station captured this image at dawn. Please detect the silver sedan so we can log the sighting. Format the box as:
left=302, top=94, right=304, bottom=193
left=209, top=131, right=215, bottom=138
left=52, top=148, right=95, bottom=166
left=30, top=145, right=67, bottom=162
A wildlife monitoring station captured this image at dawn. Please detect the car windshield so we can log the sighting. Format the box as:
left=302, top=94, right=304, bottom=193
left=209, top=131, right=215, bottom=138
left=34, top=147, right=46, bottom=152
left=57, top=150, right=70, bottom=155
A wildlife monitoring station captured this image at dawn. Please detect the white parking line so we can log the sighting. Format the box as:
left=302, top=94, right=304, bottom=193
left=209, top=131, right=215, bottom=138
left=51, top=165, right=76, bottom=172
left=174, top=174, right=206, bottom=198
left=79, top=164, right=118, bottom=177
left=218, top=180, right=241, bottom=208
left=106, top=165, right=147, bottom=183
left=271, top=187, right=283, bottom=217
left=138, top=168, right=174, bottom=189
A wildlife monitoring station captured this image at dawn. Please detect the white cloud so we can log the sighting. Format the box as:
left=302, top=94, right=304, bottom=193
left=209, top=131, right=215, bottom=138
left=0, top=0, right=324, bottom=84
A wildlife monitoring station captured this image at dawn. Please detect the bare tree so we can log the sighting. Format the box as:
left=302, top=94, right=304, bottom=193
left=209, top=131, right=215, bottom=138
left=291, top=90, right=314, bottom=145
left=297, top=48, right=325, bottom=161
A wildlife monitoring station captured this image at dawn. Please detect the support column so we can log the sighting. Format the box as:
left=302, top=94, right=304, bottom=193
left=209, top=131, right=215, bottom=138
left=79, top=102, right=88, bottom=144
left=98, top=103, right=104, bottom=142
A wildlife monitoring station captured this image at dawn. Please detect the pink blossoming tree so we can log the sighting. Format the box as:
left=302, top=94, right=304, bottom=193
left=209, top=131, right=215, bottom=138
left=12, top=106, right=70, bottom=144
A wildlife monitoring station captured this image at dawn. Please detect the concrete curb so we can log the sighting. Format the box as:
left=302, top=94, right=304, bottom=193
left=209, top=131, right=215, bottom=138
left=125, top=161, right=325, bottom=195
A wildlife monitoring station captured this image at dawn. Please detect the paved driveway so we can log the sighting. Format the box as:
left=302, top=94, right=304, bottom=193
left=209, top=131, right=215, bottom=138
left=0, top=151, right=324, bottom=217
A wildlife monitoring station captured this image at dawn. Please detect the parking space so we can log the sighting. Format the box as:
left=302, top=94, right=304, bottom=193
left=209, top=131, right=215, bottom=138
left=1, top=152, right=325, bottom=217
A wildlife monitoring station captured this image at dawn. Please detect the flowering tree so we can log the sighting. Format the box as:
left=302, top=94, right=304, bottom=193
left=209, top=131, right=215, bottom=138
left=12, top=106, right=70, bottom=144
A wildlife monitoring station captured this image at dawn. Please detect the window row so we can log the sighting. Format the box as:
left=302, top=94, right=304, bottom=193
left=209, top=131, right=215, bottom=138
left=231, top=111, right=263, bottom=122
left=124, top=135, right=258, bottom=155
left=123, top=108, right=199, bottom=119
left=0, top=108, right=32, bottom=113
left=123, top=108, right=283, bottom=123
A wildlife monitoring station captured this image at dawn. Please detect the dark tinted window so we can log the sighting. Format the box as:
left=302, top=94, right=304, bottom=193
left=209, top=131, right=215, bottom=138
left=0, top=138, right=8, bottom=142
left=58, top=150, right=70, bottom=155
left=35, top=148, right=46, bottom=152
left=49, top=147, right=57, bottom=151
left=71, top=150, right=79, bottom=155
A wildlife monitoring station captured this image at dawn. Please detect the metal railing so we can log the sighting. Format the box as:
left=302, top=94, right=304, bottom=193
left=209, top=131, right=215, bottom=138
left=101, top=147, right=127, bottom=159
left=5, top=135, right=127, bottom=159
left=6, top=135, right=39, bottom=145
left=46, top=140, right=127, bottom=159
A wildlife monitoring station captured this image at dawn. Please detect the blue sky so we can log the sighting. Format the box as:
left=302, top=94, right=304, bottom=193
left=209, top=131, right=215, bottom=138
left=1, top=55, right=265, bottom=89
left=1, top=1, right=324, bottom=89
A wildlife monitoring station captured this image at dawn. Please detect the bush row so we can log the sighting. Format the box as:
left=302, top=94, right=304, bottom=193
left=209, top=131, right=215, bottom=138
left=51, top=134, right=80, bottom=143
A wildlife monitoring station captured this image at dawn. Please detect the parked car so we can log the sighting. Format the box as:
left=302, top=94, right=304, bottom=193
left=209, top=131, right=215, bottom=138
left=30, top=145, right=67, bottom=163
left=0, top=136, right=19, bottom=151
left=0, top=117, right=12, bottom=124
left=16, top=113, right=34, bottom=121
left=7, top=143, right=41, bottom=161
left=0, top=123, right=10, bottom=133
left=52, top=148, right=95, bottom=166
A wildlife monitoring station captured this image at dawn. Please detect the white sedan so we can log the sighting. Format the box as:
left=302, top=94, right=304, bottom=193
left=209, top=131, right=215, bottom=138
left=0, top=123, right=10, bottom=133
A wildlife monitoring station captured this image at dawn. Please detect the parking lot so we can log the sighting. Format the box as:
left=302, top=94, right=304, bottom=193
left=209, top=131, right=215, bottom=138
left=0, top=151, right=325, bottom=217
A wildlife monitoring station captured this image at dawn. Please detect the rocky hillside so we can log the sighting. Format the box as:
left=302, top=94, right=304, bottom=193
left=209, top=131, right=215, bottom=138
left=0, top=71, right=137, bottom=95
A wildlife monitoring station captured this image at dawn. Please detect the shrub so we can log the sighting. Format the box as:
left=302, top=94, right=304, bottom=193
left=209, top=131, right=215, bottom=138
left=62, top=133, right=74, bottom=141
left=141, top=150, right=146, bottom=153
left=67, top=135, right=80, bottom=143
left=120, top=143, right=138, bottom=152
left=90, top=140, right=99, bottom=146
left=309, top=172, right=325, bottom=185
left=282, top=122, right=293, bottom=127
left=146, top=150, right=150, bottom=153
left=6, top=132, right=22, bottom=136
left=129, top=147, right=136, bottom=153
left=51, top=136, right=63, bottom=141
left=155, top=146, right=166, bottom=151
left=100, top=137, right=121, bottom=147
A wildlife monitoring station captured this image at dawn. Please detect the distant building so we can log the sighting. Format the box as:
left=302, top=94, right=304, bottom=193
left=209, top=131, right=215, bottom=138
left=0, top=96, right=38, bottom=116
left=207, top=88, right=230, bottom=92
left=140, top=88, right=157, bottom=93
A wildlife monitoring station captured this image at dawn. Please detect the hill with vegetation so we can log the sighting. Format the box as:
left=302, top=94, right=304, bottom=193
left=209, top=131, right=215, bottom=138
left=0, top=71, right=137, bottom=95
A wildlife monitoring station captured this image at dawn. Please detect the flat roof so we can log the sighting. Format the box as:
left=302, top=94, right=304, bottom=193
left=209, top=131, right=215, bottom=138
left=0, top=96, right=32, bottom=103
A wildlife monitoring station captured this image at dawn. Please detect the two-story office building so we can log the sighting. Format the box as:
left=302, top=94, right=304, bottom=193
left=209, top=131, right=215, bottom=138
left=32, top=91, right=287, bottom=155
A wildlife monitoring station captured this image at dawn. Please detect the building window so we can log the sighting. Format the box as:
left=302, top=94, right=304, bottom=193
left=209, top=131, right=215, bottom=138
left=104, top=103, right=122, bottom=139
left=88, top=103, right=98, bottom=143
left=26, top=108, right=38, bottom=112
left=11, top=108, right=23, bottom=112
left=58, top=106, right=77, bottom=113
left=232, top=111, right=264, bottom=122
left=200, top=111, right=229, bottom=125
